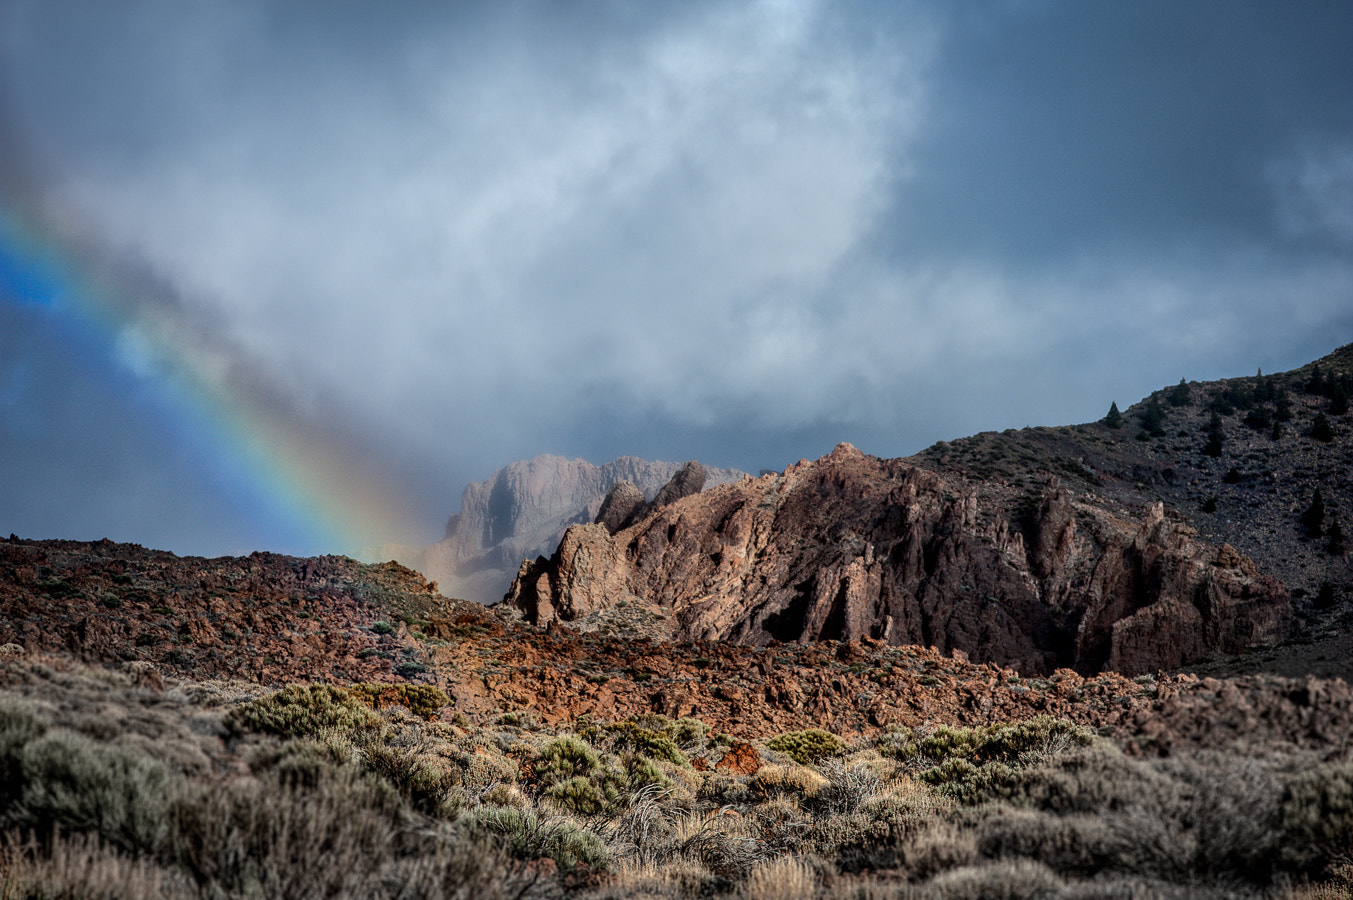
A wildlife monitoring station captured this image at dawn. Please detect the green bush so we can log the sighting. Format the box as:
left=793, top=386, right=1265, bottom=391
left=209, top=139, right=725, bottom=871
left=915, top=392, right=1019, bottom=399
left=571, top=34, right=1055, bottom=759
left=878, top=717, right=1094, bottom=768
left=542, top=774, right=622, bottom=816
left=225, top=684, right=382, bottom=738
left=605, top=721, right=690, bottom=767
left=535, top=735, right=627, bottom=815
left=767, top=729, right=844, bottom=765
left=347, top=682, right=450, bottom=720
left=14, top=729, right=179, bottom=855
left=456, top=806, right=607, bottom=870
left=0, top=699, right=50, bottom=804
left=876, top=717, right=1094, bottom=804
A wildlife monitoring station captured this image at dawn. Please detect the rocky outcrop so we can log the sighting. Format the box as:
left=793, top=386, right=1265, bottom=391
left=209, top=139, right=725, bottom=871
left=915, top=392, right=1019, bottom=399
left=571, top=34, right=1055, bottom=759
left=414, top=455, right=744, bottom=603
left=651, top=460, right=707, bottom=508
left=507, top=443, right=1293, bottom=676
left=595, top=462, right=708, bottom=536
left=595, top=481, right=647, bottom=534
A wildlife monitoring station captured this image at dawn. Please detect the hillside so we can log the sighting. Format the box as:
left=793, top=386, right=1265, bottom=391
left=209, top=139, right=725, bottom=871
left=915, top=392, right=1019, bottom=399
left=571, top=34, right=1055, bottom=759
left=914, top=342, right=1353, bottom=678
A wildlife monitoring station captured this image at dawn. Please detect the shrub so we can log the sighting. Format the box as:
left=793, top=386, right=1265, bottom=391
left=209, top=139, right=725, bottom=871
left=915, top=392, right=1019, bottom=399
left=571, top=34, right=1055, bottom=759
left=0, top=831, right=188, bottom=900
left=742, top=856, right=816, bottom=900
left=535, top=735, right=627, bottom=815
left=225, top=684, right=382, bottom=738
left=878, top=717, right=1094, bottom=769
left=767, top=729, right=844, bottom=766
left=753, top=764, right=829, bottom=800
left=606, top=721, right=690, bottom=768
left=1281, top=759, right=1353, bottom=872
left=371, top=621, right=395, bottom=635
left=169, top=760, right=407, bottom=896
left=357, top=740, right=458, bottom=815
left=876, top=718, right=1095, bottom=805
left=394, top=660, right=429, bottom=679
left=14, top=729, right=179, bottom=855
left=0, top=699, right=50, bottom=804
left=812, top=760, right=882, bottom=816
left=456, top=806, right=607, bottom=870
left=347, top=682, right=450, bottom=720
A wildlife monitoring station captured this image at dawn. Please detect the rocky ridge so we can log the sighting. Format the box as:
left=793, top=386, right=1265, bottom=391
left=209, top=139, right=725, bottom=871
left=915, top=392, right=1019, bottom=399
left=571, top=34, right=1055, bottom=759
left=508, top=443, right=1292, bottom=677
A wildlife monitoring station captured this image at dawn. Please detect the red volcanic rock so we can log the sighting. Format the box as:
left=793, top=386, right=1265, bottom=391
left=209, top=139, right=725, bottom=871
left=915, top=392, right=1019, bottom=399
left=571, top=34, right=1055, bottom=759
left=508, top=443, right=1292, bottom=676
left=0, top=537, right=457, bottom=686
left=715, top=741, right=761, bottom=775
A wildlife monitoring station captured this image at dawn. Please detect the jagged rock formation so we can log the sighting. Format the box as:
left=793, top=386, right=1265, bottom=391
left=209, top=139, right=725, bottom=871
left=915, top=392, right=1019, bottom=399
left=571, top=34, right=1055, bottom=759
left=596, top=461, right=708, bottom=536
left=416, top=455, right=744, bottom=603
left=508, top=443, right=1294, bottom=676
left=595, top=481, right=647, bottom=535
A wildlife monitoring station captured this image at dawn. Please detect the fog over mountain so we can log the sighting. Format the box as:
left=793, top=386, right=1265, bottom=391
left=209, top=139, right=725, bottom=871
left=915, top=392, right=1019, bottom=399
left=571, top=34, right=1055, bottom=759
left=1, top=2, right=1351, bottom=557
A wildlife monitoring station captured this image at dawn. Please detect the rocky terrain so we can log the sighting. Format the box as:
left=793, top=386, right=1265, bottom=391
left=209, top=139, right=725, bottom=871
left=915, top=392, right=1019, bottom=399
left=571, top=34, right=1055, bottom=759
left=2, top=536, right=1351, bottom=756
left=509, top=345, right=1353, bottom=680
left=366, top=455, right=744, bottom=603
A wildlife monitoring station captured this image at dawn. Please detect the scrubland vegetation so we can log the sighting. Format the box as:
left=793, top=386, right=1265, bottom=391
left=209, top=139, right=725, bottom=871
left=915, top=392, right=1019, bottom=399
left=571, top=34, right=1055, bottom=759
left=1, top=657, right=1351, bottom=899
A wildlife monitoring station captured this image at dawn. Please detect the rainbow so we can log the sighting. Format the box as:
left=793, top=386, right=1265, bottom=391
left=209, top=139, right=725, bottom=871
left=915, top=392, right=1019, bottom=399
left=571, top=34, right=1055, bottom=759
left=0, top=202, right=419, bottom=559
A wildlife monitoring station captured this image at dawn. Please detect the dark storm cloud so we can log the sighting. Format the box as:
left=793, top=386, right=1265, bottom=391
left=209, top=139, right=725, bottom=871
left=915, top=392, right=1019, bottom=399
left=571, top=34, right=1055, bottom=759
left=1, top=0, right=1351, bottom=555
left=893, top=0, right=1353, bottom=261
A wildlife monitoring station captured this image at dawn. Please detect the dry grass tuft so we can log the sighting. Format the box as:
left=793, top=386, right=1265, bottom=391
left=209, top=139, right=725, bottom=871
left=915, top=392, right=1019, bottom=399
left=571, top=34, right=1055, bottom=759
left=742, top=856, right=818, bottom=900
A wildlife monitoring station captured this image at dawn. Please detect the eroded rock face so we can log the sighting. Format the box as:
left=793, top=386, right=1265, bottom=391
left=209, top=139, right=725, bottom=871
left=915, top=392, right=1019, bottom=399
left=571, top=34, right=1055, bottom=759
left=508, top=443, right=1293, bottom=676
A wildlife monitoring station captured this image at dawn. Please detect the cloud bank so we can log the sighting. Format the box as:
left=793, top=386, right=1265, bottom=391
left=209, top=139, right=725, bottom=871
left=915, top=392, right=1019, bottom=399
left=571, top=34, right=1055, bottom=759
left=1, top=0, right=1351, bottom=555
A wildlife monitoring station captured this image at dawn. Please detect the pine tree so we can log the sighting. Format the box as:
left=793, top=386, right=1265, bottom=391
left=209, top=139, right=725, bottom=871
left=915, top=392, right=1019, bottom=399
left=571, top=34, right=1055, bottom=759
left=1203, top=413, right=1225, bottom=458
left=1139, top=397, right=1166, bottom=438
left=1167, top=378, right=1191, bottom=408
left=1104, top=402, right=1123, bottom=429
left=1330, top=383, right=1350, bottom=416
left=1328, top=518, right=1346, bottom=556
left=1311, top=412, right=1335, bottom=443
left=1302, top=490, right=1326, bottom=538
left=1306, top=363, right=1326, bottom=395
left=1274, top=391, right=1293, bottom=422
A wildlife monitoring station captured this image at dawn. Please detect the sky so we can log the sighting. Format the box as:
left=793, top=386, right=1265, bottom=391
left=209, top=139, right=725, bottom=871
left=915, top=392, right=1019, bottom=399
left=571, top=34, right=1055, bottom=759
left=2, top=0, right=1352, bottom=559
